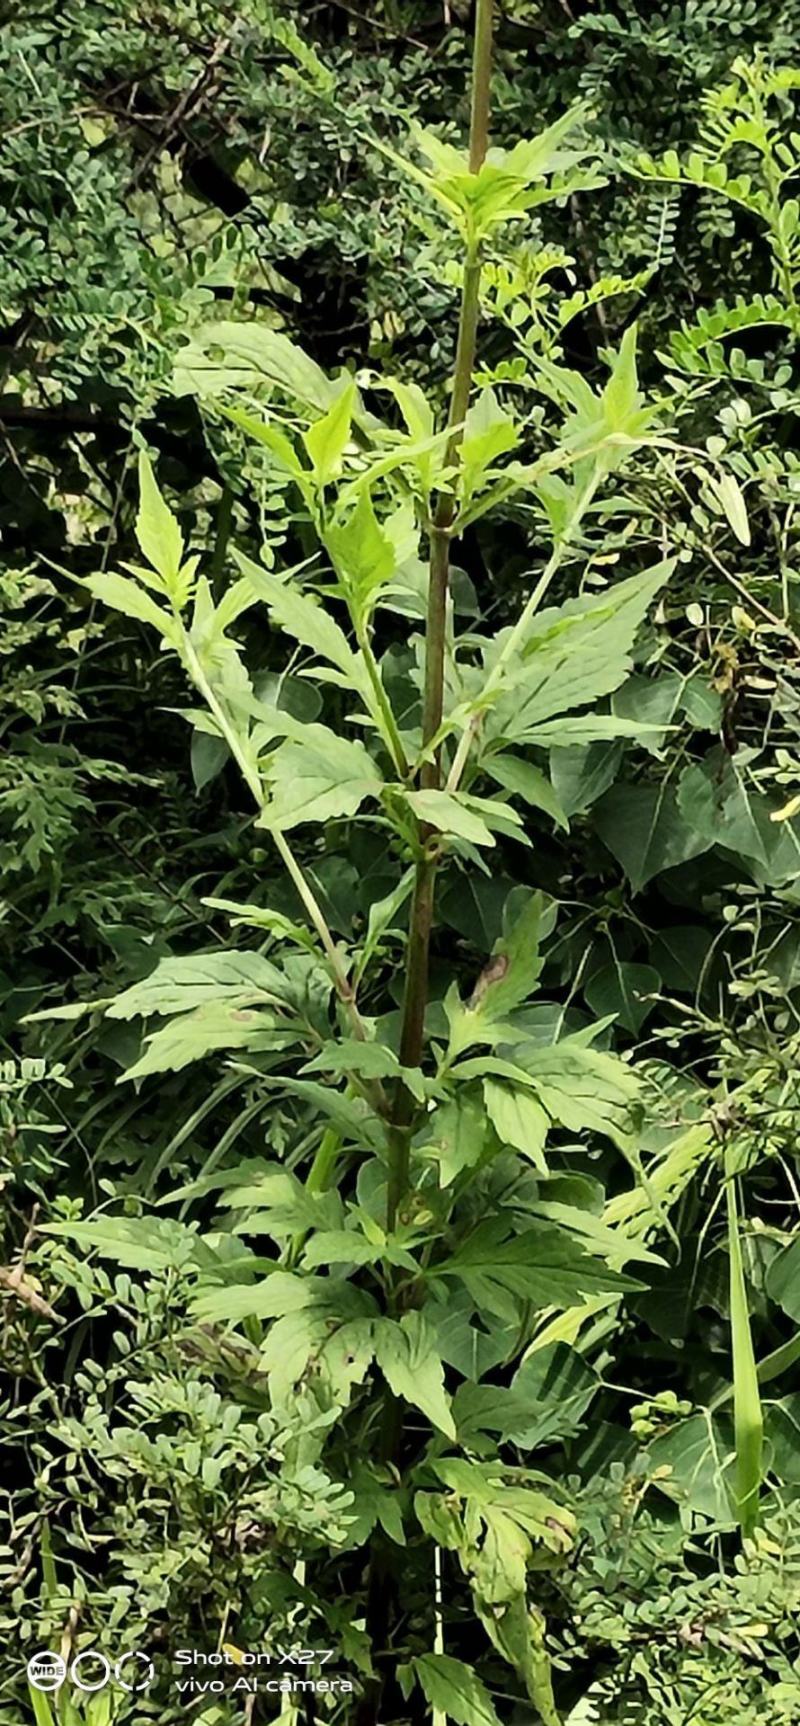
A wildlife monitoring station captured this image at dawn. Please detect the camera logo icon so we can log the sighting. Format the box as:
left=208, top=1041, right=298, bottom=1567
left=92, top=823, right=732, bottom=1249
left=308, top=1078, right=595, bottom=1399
left=27, top=1647, right=155, bottom=1694
left=27, top=1652, right=66, bottom=1693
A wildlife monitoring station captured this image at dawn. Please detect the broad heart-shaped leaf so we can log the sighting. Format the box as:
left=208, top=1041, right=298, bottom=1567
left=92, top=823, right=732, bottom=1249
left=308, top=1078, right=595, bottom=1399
left=451, top=1381, right=542, bottom=1445
left=123, top=1004, right=287, bottom=1080
left=584, top=961, right=661, bottom=1035
left=191, top=729, right=229, bottom=792
left=677, top=750, right=768, bottom=867
left=487, top=562, right=672, bottom=746
left=174, top=321, right=337, bottom=412
left=262, top=726, right=384, bottom=830
left=440, top=873, right=519, bottom=953
left=611, top=669, right=685, bottom=754
left=106, top=951, right=291, bottom=1019
left=431, top=1220, right=638, bottom=1324
left=434, top=1289, right=519, bottom=1382
left=42, top=1215, right=203, bottom=1275
left=647, top=1410, right=736, bottom=1526
left=411, top=1655, right=502, bottom=1726
left=373, top=1311, right=456, bottom=1439
left=765, top=1396, right=800, bottom=1486
left=136, top=452, right=183, bottom=585
left=550, top=739, right=623, bottom=817
left=765, top=1237, right=800, bottom=1323
left=649, top=924, right=714, bottom=992
left=509, top=1343, right=599, bottom=1448
left=593, top=781, right=712, bottom=893
left=511, top=1037, right=642, bottom=1152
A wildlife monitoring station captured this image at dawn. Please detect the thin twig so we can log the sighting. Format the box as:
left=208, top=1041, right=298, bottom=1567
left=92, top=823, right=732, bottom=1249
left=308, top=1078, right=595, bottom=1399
left=128, top=33, right=233, bottom=190
left=705, top=543, right=800, bottom=656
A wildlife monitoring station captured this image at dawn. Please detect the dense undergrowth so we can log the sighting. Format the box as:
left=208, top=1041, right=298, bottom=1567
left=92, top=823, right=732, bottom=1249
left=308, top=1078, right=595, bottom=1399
left=3, top=3, right=800, bottom=1724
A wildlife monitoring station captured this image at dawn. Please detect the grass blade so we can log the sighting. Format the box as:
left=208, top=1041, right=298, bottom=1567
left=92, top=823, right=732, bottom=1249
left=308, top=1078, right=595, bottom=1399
left=725, top=1144, right=763, bottom=1539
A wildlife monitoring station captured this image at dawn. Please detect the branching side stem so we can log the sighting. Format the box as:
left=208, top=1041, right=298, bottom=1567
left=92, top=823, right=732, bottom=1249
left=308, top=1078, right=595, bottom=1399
left=357, top=624, right=410, bottom=778
left=179, top=630, right=389, bottom=1118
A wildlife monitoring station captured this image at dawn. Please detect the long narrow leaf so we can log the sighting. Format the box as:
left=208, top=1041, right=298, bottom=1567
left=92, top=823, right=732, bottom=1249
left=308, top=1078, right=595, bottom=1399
left=725, top=1144, right=763, bottom=1538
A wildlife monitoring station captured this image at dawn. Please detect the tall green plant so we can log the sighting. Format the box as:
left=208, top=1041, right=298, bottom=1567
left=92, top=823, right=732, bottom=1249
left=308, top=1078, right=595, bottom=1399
left=40, top=9, right=691, bottom=1721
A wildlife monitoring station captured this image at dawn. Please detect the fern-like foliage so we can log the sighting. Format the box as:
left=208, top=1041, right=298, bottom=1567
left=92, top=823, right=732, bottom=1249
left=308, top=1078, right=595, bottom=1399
left=633, top=58, right=800, bottom=372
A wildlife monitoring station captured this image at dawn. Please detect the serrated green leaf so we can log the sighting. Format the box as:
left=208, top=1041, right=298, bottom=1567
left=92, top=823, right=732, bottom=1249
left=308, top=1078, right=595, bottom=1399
left=584, top=961, right=661, bottom=1035
left=483, top=754, right=567, bottom=829
left=124, top=1004, right=284, bottom=1080
left=81, top=572, right=179, bottom=641
left=43, top=1215, right=201, bottom=1274
left=107, top=952, right=290, bottom=1019
left=232, top=550, right=365, bottom=686
left=261, top=1312, right=374, bottom=1408
left=325, top=488, right=397, bottom=611
left=490, top=562, right=673, bottom=745
left=412, top=1654, right=503, bottom=1726
left=136, top=452, right=184, bottom=585
left=302, top=376, right=357, bottom=486
left=407, top=789, right=495, bottom=846
left=460, top=387, right=519, bottom=503
left=175, top=322, right=336, bottom=411
left=263, top=725, right=384, bottom=830
left=425, top=1090, right=491, bottom=1187
left=512, top=1037, right=641, bottom=1151
left=433, top=1219, right=637, bottom=1323
left=483, top=1080, right=549, bottom=1170
left=190, top=1270, right=366, bottom=1325
left=374, top=1311, right=456, bottom=1438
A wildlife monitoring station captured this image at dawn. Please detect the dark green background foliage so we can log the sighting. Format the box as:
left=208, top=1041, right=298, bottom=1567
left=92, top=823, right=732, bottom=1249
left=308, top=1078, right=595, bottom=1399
left=4, top=2, right=800, bottom=1724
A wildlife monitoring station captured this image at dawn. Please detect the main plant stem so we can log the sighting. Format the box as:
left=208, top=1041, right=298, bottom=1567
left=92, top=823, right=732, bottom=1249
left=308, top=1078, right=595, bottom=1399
left=357, top=16, right=495, bottom=1726
left=387, top=0, right=495, bottom=1235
